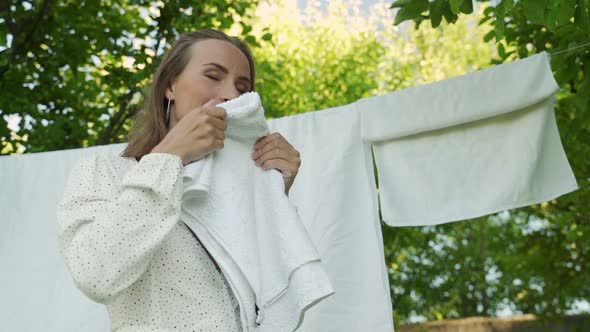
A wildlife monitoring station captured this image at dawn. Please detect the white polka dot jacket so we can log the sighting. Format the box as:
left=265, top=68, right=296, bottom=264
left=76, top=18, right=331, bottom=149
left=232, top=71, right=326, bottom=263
left=57, top=152, right=242, bottom=332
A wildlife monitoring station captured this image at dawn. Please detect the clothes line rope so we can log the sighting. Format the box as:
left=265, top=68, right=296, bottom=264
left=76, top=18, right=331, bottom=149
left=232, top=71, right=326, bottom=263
left=549, top=40, right=590, bottom=56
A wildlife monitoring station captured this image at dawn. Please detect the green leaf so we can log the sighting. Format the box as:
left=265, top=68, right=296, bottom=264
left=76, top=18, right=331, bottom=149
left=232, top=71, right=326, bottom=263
left=234, top=3, right=246, bottom=16
left=523, top=0, right=548, bottom=25
left=430, top=0, right=444, bottom=28
left=0, top=22, right=6, bottom=47
left=220, top=15, right=233, bottom=29
left=245, top=35, right=256, bottom=44
left=502, top=0, right=515, bottom=11
left=545, top=4, right=558, bottom=31
left=390, top=0, right=414, bottom=9
left=240, top=22, right=253, bottom=34
left=413, top=15, right=426, bottom=29
left=441, top=1, right=459, bottom=24
left=261, top=32, right=272, bottom=41
left=394, top=0, right=429, bottom=25
left=498, top=43, right=506, bottom=58
left=555, top=60, right=580, bottom=83
left=556, top=0, right=576, bottom=25
left=495, top=6, right=506, bottom=40
left=574, top=0, right=590, bottom=31
left=460, top=0, right=474, bottom=14
left=450, top=0, right=464, bottom=14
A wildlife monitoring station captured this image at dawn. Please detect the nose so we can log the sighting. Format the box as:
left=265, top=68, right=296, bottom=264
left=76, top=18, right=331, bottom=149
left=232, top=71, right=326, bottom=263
left=220, top=81, right=241, bottom=102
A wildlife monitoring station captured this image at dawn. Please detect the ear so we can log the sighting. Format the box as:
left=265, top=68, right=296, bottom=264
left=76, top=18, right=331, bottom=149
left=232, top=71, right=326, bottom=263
left=165, top=84, right=175, bottom=100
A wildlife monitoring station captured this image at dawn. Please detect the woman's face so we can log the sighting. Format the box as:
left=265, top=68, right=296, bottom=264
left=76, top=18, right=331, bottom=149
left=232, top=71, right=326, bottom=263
left=166, top=39, right=252, bottom=127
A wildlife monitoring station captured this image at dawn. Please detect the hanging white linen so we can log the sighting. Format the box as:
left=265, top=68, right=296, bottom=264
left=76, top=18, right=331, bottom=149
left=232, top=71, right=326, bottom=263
left=268, top=106, right=394, bottom=332
left=0, top=105, right=394, bottom=332
left=358, top=52, right=578, bottom=226
left=0, top=144, right=123, bottom=332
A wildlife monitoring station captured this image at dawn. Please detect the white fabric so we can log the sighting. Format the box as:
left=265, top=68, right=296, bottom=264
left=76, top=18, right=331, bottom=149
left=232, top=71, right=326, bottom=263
left=268, top=106, right=394, bottom=332
left=56, top=151, right=243, bottom=331
left=0, top=145, right=122, bottom=332
left=358, top=52, right=579, bottom=226
left=180, top=92, right=334, bottom=332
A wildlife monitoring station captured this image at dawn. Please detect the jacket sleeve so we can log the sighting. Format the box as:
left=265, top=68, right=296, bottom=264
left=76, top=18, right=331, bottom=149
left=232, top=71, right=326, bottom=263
left=56, top=152, right=183, bottom=304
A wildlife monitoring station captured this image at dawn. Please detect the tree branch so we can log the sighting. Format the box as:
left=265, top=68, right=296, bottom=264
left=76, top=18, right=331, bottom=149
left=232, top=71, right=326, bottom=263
left=0, top=0, right=53, bottom=79
left=96, top=90, right=135, bottom=145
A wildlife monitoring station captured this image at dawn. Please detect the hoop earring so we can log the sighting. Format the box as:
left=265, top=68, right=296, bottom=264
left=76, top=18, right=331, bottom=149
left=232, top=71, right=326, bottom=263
left=165, top=98, right=171, bottom=125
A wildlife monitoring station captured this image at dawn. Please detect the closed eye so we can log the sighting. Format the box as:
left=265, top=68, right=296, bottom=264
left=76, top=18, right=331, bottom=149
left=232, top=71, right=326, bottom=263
left=237, top=82, right=251, bottom=94
left=205, top=75, right=220, bottom=81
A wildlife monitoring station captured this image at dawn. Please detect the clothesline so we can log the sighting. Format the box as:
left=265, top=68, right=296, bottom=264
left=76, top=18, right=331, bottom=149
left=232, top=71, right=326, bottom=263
left=549, top=40, right=590, bottom=56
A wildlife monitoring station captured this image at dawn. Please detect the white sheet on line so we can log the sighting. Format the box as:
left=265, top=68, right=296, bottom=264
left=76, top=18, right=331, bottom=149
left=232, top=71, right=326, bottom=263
left=268, top=106, right=394, bottom=332
left=0, top=144, right=123, bottom=332
left=357, top=52, right=578, bottom=226
left=0, top=106, right=393, bottom=331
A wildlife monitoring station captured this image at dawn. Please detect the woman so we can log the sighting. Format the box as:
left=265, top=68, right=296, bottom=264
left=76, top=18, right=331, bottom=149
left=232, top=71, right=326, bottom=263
left=57, top=29, right=301, bottom=331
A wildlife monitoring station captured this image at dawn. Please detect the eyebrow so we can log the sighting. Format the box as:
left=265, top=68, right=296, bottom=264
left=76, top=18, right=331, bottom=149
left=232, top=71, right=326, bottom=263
left=203, top=62, right=251, bottom=85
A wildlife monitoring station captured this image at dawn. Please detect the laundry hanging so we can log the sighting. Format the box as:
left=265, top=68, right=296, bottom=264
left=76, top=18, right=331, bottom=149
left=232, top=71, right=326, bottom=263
left=268, top=106, right=394, bottom=332
left=357, top=51, right=578, bottom=226
left=0, top=104, right=394, bottom=332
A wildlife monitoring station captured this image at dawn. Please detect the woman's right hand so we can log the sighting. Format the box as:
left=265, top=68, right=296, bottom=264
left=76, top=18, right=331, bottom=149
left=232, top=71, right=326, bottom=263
left=151, top=99, right=227, bottom=165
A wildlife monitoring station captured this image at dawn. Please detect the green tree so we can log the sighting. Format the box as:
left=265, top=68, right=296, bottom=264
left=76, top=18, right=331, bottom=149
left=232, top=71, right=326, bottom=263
left=0, top=0, right=260, bottom=154
left=250, top=1, right=494, bottom=116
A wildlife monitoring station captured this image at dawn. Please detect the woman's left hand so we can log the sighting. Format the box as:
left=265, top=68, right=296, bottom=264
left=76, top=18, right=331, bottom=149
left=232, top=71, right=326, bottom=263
left=252, top=132, right=301, bottom=195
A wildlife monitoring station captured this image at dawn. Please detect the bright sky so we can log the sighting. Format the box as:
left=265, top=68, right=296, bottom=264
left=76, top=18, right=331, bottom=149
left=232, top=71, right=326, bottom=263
left=298, top=0, right=384, bottom=12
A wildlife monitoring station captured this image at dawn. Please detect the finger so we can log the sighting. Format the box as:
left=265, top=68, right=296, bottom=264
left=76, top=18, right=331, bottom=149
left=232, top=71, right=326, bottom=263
left=254, top=147, right=283, bottom=165
left=254, top=132, right=282, bottom=150
left=205, top=115, right=228, bottom=131
left=254, top=133, right=292, bottom=156
left=208, top=138, right=224, bottom=152
left=211, top=128, right=225, bottom=141
left=204, top=106, right=227, bottom=120
left=254, top=141, right=298, bottom=163
left=257, top=154, right=300, bottom=174
left=203, top=99, right=218, bottom=107
left=256, top=145, right=298, bottom=164
left=252, top=138, right=279, bottom=160
left=260, top=158, right=296, bottom=177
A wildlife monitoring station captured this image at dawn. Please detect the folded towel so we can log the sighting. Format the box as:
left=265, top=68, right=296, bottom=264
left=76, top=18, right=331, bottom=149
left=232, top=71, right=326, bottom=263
left=357, top=52, right=579, bottom=226
left=180, top=92, right=334, bottom=331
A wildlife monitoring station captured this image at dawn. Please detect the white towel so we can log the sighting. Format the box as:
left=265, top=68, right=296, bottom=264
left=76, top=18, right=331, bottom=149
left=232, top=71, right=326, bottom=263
left=358, top=52, right=579, bottom=226
left=180, top=92, right=334, bottom=332
left=268, top=106, right=394, bottom=332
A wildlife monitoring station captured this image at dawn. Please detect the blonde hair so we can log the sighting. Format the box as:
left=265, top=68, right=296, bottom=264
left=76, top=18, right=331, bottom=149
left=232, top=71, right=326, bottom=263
left=121, top=29, right=256, bottom=160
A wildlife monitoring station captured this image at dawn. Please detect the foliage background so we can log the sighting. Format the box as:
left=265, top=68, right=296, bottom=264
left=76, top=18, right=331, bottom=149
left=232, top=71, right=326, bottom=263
left=1, top=0, right=588, bottom=328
